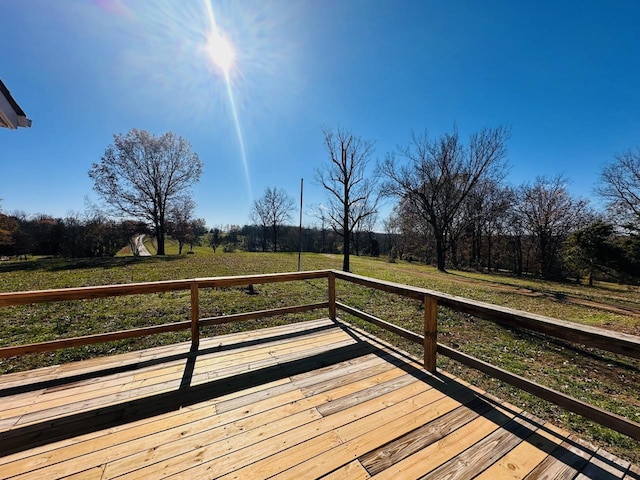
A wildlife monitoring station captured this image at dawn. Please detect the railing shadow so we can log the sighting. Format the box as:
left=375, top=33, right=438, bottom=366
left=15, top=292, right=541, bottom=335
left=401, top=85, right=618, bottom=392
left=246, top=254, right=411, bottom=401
left=0, top=332, right=374, bottom=457
left=0, top=322, right=337, bottom=398
left=340, top=321, right=631, bottom=479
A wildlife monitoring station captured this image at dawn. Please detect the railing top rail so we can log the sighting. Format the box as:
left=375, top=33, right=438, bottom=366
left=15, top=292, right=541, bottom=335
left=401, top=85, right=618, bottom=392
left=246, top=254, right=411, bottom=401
left=332, top=270, right=640, bottom=358
left=0, top=270, right=331, bottom=307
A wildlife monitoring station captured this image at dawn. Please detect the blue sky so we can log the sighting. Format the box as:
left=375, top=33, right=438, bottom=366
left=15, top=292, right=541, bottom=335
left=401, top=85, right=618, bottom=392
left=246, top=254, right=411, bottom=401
left=2, top=0, right=640, bottom=229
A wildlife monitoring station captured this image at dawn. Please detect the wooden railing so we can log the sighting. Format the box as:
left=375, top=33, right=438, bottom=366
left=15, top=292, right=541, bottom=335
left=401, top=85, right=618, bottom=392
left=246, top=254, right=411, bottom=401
left=0, top=271, right=328, bottom=357
left=0, top=269, right=638, bottom=440
left=331, top=271, right=640, bottom=441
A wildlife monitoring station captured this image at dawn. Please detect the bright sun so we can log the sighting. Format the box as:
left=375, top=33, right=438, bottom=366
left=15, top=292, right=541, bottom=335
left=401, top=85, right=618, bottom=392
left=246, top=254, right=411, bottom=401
left=207, top=31, right=235, bottom=75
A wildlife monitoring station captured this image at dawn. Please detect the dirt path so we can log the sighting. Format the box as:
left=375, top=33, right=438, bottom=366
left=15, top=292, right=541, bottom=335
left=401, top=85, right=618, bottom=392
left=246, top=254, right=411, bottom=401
left=135, top=235, right=151, bottom=257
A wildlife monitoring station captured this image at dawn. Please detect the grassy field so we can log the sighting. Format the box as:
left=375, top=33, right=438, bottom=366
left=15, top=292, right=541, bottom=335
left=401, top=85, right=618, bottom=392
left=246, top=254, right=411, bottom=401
left=0, top=248, right=638, bottom=463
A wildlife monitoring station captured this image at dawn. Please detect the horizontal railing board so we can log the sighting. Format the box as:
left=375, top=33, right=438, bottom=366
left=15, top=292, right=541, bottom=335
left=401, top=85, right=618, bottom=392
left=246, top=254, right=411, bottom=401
left=194, top=270, right=329, bottom=289
left=333, top=270, right=640, bottom=359
left=0, top=303, right=330, bottom=359
left=336, top=313, right=640, bottom=441
left=199, top=303, right=329, bottom=327
left=437, top=342, right=640, bottom=441
left=336, top=302, right=640, bottom=440
left=437, top=299, right=640, bottom=360
left=0, top=321, right=191, bottom=358
left=338, top=310, right=640, bottom=440
left=336, top=302, right=423, bottom=345
left=0, top=270, right=331, bottom=307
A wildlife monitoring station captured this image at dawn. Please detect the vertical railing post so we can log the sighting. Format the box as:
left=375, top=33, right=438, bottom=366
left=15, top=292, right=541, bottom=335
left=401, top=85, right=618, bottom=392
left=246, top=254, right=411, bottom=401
left=423, top=295, right=437, bottom=372
left=328, top=271, right=337, bottom=321
left=190, top=282, right=200, bottom=347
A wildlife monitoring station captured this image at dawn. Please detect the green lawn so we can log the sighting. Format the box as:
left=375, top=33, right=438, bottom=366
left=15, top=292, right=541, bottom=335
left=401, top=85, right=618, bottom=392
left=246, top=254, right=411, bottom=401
left=0, top=250, right=638, bottom=462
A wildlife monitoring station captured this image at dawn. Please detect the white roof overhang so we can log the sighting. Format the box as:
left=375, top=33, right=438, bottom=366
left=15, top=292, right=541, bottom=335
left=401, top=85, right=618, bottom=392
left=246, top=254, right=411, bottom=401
left=0, top=80, right=31, bottom=129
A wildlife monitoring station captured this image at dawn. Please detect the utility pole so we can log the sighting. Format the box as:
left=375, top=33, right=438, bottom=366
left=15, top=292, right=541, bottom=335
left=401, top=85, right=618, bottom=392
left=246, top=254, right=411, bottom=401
left=298, top=178, right=303, bottom=271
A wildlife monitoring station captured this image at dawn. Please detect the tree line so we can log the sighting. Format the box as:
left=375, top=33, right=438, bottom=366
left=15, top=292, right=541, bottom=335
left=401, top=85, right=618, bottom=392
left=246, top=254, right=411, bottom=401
left=246, top=125, right=639, bottom=284
left=0, top=213, right=383, bottom=259
left=2, top=126, right=639, bottom=284
left=310, top=126, right=640, bottom=283
left=0, top=210, right=213, bottom=259
left=0, top=213, right=147, bottom=259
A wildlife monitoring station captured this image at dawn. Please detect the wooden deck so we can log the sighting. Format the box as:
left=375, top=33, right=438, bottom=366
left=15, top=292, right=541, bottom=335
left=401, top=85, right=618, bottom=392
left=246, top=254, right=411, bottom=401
left=0, top=318, right=636, bottom=479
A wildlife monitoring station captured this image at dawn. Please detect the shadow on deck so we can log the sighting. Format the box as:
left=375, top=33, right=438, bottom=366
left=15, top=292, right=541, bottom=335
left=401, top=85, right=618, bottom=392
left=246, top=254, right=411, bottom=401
left=0, top=319, right=637, bottom=479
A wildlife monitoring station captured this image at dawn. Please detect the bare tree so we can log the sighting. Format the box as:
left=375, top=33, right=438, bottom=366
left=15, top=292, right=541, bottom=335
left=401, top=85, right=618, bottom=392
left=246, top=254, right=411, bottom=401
left=505, top=202, right=526, bottom=275
left=0, top=212, right=18, bottom=250
left=251, top=187, right=295, bottom=252
left=187, top=218, right=207, bottom=252
left=389, top=197, right=436, bottom=262
left=381, top=126, right=510, bottom=271
left=516, top=175, right=590, bottom=279
left=462, top=179, right=514, bottom=271
left=316, top=128, right=379, bottom=271
left=309, top=204, right=331, bottom=253
left=89, top=129, right=202, bottom=255
left=564, top=219, right=616, bottom=286
left=167, top=197, right=196, bottom=254
left=596, top=147, right=640, bottom=232
left=209, top=227, right=221, bottom=253
left=353, top=206, right=378, bottom=256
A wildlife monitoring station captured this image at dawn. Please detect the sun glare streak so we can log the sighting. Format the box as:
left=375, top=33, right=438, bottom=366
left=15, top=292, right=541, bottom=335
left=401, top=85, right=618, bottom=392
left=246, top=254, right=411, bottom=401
left=204, top=0, right=252, bottom=198
left=87, top=0, right=302, bottom=201
left=224, top=70, right=252, bottom=199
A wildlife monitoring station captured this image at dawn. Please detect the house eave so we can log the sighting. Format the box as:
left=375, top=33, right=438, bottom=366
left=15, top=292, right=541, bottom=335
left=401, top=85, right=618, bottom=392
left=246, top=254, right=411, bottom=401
left=0, top=79, right=31, bottom=129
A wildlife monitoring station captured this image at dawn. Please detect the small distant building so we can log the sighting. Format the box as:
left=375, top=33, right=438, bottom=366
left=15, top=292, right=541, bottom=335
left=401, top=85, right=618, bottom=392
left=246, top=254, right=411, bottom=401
left=0, top=79, right=31, bottom=129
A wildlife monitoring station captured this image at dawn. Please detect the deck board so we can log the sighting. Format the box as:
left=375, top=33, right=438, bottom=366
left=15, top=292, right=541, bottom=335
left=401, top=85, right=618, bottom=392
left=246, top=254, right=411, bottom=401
left=0, top=318, right=636, bottom=479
